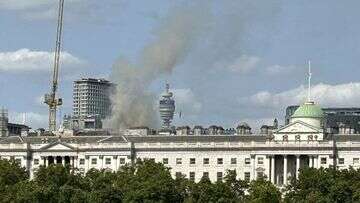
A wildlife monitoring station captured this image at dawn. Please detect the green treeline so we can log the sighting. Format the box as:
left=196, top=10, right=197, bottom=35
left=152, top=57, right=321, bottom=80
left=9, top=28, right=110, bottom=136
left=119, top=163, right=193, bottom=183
left=0, top=159, right=360, bottom=203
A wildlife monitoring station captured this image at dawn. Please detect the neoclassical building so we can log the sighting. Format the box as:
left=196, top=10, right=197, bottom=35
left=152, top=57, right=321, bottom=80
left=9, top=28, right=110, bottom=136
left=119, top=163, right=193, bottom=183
left=0, top=100, right=359, bottom=185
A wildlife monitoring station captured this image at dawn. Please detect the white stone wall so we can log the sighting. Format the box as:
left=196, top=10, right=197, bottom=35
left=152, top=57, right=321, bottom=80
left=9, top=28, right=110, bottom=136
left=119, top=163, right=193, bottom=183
left=0, top=139, right=360, bottom=185
left=136, top=151, right=263, bottom=182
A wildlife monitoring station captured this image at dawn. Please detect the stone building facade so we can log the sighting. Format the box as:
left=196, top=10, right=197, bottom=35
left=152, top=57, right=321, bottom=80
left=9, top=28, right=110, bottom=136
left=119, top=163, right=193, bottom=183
left=0, top=101, right=359, bottom=186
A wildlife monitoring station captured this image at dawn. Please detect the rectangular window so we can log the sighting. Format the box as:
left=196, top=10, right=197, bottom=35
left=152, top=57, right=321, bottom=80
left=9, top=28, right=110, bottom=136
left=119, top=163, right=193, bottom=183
left=231, top=158, right=237, bottom=165
left=79, top=159, right=85, bottom=165
left=176, top=158, right=182, bottom=165
left=338, top=158, right=344, bottom=165
left=120, top=158, right=125, bottom=164
left=163, top=158, right=168, bottom=164
left=189, top=172, right=195, bottom=181
left=244, top=172, right=251, bottom=181
left=105, top=158, right=111, bottom=165
left=321, top=158, right=327, bottom=165
left=34, top=159, right=39, bottom=165
left=245, top=158, right=251, bottom=165
left=91, top=158, right=97, bottom=165
left=175, top=172, right=182, bottom=179
left=203, top=158, right=209, bottom=165
left=217, top=158, right=223, bottom=165
left=217, top=172, right=223, bottom=182
left=203, top=172, right=209, bottom=179
left=190, top=158, right=196, bottom=165
left=354, top=158, right=359, bottom=164
left=258, top=157, right=264, bottom=165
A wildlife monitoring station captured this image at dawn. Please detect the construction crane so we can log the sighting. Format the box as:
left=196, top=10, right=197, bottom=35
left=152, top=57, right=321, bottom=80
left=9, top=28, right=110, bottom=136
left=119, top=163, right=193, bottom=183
left=44, top=0, right=64, bottom=132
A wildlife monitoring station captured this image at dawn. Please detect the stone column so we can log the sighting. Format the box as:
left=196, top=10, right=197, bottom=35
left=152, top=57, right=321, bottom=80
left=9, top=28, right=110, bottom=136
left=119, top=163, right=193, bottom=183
left=99, top=156, right=104, bottom=169
left=85, top=156, right=90, bottom=173
left=44, top=156, right=48, bottom=167
left=283, top=155, right=288, bottom=185
left=74, top=156, right=78, bottom=168
left=25, top=155, right=31, bottom=171
left=296, top=155, right=300, bottom=179
left=309, top=155, right=313, bottom=168
left=69, top=157, right=73, bottom=167
left=314, top=156, right=318, bottom=168
left=62, top=156, right=65, bottom=166
left=251, top=155, right=256, bottom=181
left=271, top=155, right=275, bottom=184
left=113, top=156, right=118, bottom=171
left=117, top=156, right=121, bottom=170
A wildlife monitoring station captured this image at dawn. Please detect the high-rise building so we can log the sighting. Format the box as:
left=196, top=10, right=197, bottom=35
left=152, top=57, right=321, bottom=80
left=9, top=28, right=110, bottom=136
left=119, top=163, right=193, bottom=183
left=0, top=108, right=30, bottom=137
left=72, top=78, right=114, bottom=130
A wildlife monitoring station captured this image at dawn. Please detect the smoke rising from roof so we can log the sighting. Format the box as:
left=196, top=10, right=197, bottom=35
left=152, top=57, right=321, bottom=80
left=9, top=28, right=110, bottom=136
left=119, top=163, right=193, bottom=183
left=105, top=4, right=209, bottom=130
left=105, top=1, right=283, bottom=130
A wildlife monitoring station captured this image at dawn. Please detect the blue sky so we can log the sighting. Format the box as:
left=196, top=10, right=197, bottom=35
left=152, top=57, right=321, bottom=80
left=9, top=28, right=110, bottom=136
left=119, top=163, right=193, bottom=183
left=1, top=0, right=360, bottom=130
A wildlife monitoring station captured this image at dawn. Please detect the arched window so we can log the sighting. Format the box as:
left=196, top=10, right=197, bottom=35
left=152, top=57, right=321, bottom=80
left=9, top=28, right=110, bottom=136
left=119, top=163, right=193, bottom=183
left=283, top=135, right=288, bottom=142
left=308, top=135, right=313, bottom=141
left=295, top=134, right=301, bottom=141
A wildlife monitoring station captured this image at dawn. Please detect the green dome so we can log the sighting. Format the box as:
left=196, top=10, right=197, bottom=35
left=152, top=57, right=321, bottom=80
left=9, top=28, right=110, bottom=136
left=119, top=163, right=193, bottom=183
left=291, top=102, right=325, bottom=119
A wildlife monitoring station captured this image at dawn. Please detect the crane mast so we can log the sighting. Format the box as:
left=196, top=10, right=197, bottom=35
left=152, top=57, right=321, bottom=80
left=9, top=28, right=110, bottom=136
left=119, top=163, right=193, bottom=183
left=44, top=0, right=64, bottom=132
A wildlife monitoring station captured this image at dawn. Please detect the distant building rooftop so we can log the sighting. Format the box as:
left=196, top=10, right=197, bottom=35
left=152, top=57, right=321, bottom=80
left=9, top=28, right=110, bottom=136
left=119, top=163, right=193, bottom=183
left=74, top=78, right=112, bottom=84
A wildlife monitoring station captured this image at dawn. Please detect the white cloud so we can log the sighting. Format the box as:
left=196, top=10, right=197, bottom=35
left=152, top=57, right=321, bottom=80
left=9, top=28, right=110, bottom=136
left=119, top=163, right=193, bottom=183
left=0, top=0, right=63, bottom=20
left=239, top=82, right=360, bottom=109
left=215, top=55, right=298, bottom=76
left=265, top=64, right=296, bottom=75
left=0, top=48, right=86, bottom=73
left=227, top=55, right=261, bottom=73
left=172, top=88, right=202, bottom=115
left=224, top=55, right=297, bottom=76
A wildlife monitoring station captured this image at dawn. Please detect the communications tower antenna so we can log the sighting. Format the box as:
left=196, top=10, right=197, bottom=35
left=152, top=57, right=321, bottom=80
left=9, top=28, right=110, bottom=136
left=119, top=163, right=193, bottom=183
left=159, top=83, right=175, bottom=129
left=44, top=0, right=65, bottom=131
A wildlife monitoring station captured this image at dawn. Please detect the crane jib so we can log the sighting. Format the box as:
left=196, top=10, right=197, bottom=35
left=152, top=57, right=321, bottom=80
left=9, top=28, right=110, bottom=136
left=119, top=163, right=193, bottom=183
left=44, top=0, right=65, bottom=132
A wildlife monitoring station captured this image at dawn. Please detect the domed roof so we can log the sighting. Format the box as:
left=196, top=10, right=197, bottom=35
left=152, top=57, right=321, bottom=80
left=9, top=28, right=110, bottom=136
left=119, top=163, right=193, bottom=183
left=291, top=102, right=325, bottom=119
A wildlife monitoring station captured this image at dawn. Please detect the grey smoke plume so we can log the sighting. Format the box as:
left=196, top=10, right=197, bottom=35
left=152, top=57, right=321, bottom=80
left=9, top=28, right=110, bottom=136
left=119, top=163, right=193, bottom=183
left=106, top=5, right=208, bottom=130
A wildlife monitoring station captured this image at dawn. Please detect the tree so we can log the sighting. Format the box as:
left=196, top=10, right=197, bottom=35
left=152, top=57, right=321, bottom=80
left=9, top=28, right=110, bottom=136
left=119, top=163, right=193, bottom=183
left=2, top=180, right=39, bottom=203
left=31, top=164, right=89, bottom=202
left=174, top=174, right=191, bottom=201
left=284, top=167, right=360, bottom=203
left=185, top=170, right=248, bottom=203
left=85, top=168, right=123, bottom=203
left=246, top=178, right=281, bottom=203
left=185, top=177, right=216, bottom=203
left=0, top=159, right=28, bottom=202
left=15, top=157, right=360, bottom=202
left=224, top=170, right=248, bottom=200
left=121, top=159, right=182, bottom=203
left=0, top=159, right=28, bottom=187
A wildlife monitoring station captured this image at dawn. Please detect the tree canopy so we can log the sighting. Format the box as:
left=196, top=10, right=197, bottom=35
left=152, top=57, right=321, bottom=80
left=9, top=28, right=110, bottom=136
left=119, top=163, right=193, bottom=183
left=284, top=167, right=360, bottom=203
left=1, top=158, right=359, bottom=203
